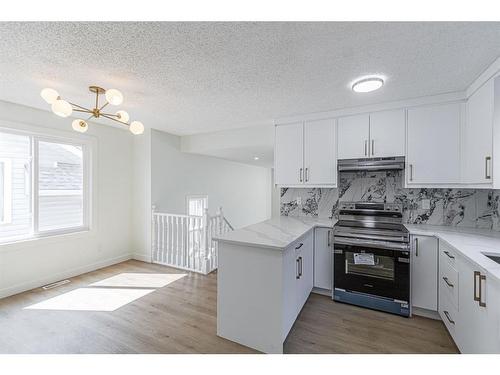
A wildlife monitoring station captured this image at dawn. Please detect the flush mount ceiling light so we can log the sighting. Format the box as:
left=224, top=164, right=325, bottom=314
left=40, top=86, right=144, bottom=135
left=352, top=77, right=384, bottom=93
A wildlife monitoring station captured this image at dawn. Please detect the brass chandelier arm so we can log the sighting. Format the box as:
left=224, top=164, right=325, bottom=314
left=73, top=108, right=94, bottom=114
left=100, top=113, right=130, bottom=127
left=68, top=102, right=92, bottom=112
left=99, top=102, right=109, bottom=111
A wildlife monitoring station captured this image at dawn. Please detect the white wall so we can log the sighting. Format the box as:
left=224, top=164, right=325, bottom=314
left=0, top=100, right=133, bottom=298
left=151, top=128, right=272, bottom=228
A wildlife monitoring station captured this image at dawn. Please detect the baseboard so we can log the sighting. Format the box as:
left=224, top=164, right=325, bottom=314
left=0, top=253, right=133, bottom=300
left=412, top=306, right=441, bottom=320
left=132, top=252, right=151, bottom=262
left=311, top=287, right=333, bottom=297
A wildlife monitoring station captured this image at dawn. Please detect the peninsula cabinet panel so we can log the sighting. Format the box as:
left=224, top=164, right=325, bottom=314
left=406, top=103, right=462, bottom=185
left=274, top=122, right=303, bottom=185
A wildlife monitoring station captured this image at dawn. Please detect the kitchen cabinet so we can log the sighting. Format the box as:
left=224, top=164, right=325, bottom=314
left=337, top=114, right=369, bottom=159
left=314, top=227, right=333, bottom=290
left=337, top=110, right=405, bottom=160
left=463, top=79, right=494, bottom=185
left=304, top=119, right=337, bottom=185
left=406, top=102, right=462, bottom=185
left=436, top=239, right=500, bottom=354
left=411, top=235, right=438, bottom=311
left=369, top=109, right=405, bottom=157
left=275, top=119, right=336, bottom=187
left=296, top=231, right=314, bottom=309
left=274, top=122, right=303, bottom=185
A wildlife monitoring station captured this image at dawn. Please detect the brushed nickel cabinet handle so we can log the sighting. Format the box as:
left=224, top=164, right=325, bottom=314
left=327, top=230, right=331, bottom=247
left=479, top=273, right=486, bottom=307
left=443, top=310, right=455, bottom=325
left=299, top=256, right=303, bottom=277
left=296, top=258, right=300, bottom=279
left=305, top=167, right=309, bottom=182
left=443, top=276, right=454, bottom=288
left=371, top=139, right=374, bottom=156
left=444, top=250, right=455, bottom=259
left=415, top=237, right=419, bottom=257
left=485, top=156, right=491, bottom=180
left=295, top=243, right=303, bottom=250
left=409, top=164, right=413, bottom=182
left=474, top=271, right=480, bottom=302
left=364, top=140, right=367, bottom=156
left=299, top=168, right=303, bottom=182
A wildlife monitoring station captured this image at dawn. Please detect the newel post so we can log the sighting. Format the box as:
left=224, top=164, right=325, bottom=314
left=217, top=206, right=224, bottom=234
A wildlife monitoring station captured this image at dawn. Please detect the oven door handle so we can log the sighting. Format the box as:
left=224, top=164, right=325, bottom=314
left=333, top=236, right=410, bottom=251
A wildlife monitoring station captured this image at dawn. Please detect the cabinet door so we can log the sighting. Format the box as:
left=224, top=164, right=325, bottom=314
left=369, top=109, right=405, bottom=157
left=274, top=122, right=304, bottom=185
left=457, top=258, right=500, bottom=353
left=314, top=227, right=333, bottom=290
left=463, top=80, right=494, bottom=184
left=337, top=114, right=369, bottom=159
left=407, top=103, right=462, bottom=185
left=296, top=231, right=314, bottom=311
left=411, top=235, right=438, bottom=311
left=304, top=118, right=337, bottom=186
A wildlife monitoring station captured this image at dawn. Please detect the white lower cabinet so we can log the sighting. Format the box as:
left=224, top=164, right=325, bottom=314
left=411, top=235, right=438, bottom=311
left=314, top=227, right=333, bottom=290
left=438, top=240, right=500, bottom=353
left=282, top=230, right=314, bottom=338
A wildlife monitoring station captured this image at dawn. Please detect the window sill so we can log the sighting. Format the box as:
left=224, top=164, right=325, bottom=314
left=0, top=227, right=93, bottom=253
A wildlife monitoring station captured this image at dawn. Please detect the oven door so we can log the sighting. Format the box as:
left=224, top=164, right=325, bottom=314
left=334, top=241, right=410, bottom=302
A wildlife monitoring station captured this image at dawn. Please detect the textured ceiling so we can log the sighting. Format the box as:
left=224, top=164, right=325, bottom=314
left=1, top=22, right=500, bottom=135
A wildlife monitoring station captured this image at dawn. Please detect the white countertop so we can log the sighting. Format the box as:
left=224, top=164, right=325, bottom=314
left=405, top=224, right=500, bottom=281
left=214, top=216, right=336, bottom=250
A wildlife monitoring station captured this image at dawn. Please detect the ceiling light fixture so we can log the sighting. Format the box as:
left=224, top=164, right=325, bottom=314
left=40, top=85, right=144, bottom=135
left=352, top=77, right=384, bottom=93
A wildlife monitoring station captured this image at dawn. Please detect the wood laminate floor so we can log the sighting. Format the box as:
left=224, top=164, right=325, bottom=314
left=0, top=260, right=458, bottom=354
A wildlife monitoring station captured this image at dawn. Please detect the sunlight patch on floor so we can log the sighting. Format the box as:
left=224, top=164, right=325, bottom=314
left=88, top=272, right=187, bottom=288
left=24, top=287, right=155, bottom=312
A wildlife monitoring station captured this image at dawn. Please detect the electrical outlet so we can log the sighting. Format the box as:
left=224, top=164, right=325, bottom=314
left=296, top=196, right=302, bottom=205
left=421, top=199, right=431, bottom=210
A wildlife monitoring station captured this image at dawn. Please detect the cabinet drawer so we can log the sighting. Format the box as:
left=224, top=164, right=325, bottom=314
left=440, top=241, right=457, bottom=268
left=439, top=292, right=458, bottom=339
left=439, top=259, right=459, bottom=309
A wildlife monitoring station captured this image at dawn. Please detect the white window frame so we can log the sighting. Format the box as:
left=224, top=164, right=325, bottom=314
left=0, top=158, right=13, bottom=225
left=0, top=126, right=92, bottom=244
left=186, top=195, right=208, bottom=217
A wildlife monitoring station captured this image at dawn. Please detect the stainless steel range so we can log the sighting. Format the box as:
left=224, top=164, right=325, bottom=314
left=333, top=201, right=411, bottom=317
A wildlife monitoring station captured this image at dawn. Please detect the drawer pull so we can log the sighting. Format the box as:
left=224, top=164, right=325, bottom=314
left=414, top=237, right=419, bottom=257
left=479, top=273, right=486, bottom=308
left=443, top=310, right=455, bottom=325
left=295, top=243, right=303, bottom=250
left=299, top=256, right=303, bottom=277
left=296, top=258, right=300, bottom=279
left=443, top=250, right=455, bottom=259
left=442, top=276, right=454, bottom=288
left=474, top=271, right=480, bottom=302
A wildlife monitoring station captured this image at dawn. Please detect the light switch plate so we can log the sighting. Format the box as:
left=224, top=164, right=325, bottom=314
left=421, top=199, right=430, bottom=210
left=296, top=196, right=302, bottom=205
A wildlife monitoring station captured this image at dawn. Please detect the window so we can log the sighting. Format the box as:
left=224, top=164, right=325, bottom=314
left=0, top=129, right=90, bottom=243
left=187, top=195, right=207, bottom=216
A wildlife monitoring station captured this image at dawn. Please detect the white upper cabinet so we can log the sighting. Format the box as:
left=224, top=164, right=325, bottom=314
left=463, top=80, right=494, bottom=185
left=304, top=119, right=337, bottom=186
left=275, top=119, right=337, bottom=187
left=369, top=109, right=405, bottom=157
left=337, top=114, right=369, bottom=159
left=406, top=103, right=462, bottom=185
left=274, top=122, right=303, bottom=186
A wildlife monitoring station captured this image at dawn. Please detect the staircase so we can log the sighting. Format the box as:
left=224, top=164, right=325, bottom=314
left=151, top=206, right=233, bottom=274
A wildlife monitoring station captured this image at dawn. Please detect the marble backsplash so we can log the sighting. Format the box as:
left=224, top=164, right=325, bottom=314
left=280, top=171, right=500, bottom=231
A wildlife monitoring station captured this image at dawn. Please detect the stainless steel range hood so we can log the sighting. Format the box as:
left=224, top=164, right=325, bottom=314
left=338, top=156, right=405, bottom=172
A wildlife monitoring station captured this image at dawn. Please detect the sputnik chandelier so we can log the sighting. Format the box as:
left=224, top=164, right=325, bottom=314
left=40, top=86, right=144, bottom=135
